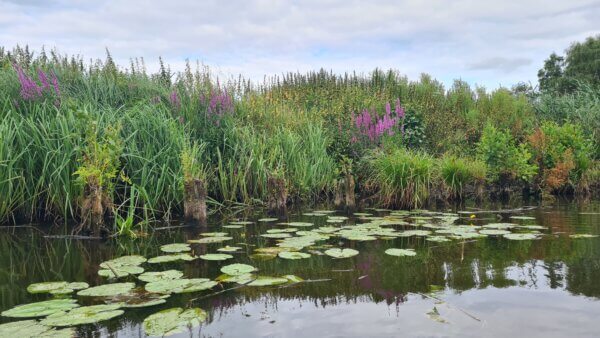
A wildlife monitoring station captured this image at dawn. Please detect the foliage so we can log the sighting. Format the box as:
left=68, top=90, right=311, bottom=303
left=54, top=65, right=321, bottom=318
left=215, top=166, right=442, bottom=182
left=477, top=124, right=537, bottom=183
left=439, top=155, right=487, bottom=196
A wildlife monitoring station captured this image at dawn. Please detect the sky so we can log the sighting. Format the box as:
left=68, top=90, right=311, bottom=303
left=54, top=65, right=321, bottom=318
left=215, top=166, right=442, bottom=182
left=1, top=0, right=599, bottom=88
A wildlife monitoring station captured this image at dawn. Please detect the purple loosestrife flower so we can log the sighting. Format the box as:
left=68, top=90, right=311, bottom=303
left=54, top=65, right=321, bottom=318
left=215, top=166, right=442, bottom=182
left=169, top=91, right=181, bottom=109
left=50, top=71, right=61, bottom=98
left=38, top=69, right=50, bottom=90
left=14, top=64, right=42, bottom=100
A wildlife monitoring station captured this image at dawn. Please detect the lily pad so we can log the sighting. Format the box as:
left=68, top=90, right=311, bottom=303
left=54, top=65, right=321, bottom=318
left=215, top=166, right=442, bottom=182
left=425, top=236, right=451, bottom=242
left=479, top=229, right=511, bottom=236
left=145, top=278, right=217, bottom=294
left=220, top=263, right=257, bottom=276
left=217, top=246, right=242, bottom=252
left=247, top=276, right=289, bottom=286
left=569, top=234, right=598, bottom=239
left=0, top=320, right=75, bottom=337
left=106, top=290, right=170, bottom=308
left=324, top=248, right=359, bottom=258
left=1, top=299, right=79, bottom=318
left=510, top=216, right=536, bottom=220
left=216, top=273, right=255, bottom=284
left=147, top=253, right=196, bottom=264
left=503, top=233, right=539, bottom=240
left=260, top=233, right=292, bottom=239
left=98, top=265, right=144, bottom=278
left=143, top=307, right=207, bottom=337
left=27, top=282, right=89, bottom=295
left=222, top=225, right=243, bottom=229
left=187, top=236, right=232, bottom=244
left=258, top=218, right=278, bottom=222
left=138, top=270, right=184, bottom=283
left=200, top=232, right=229, bottom=237
left=77, top=283, right=135, bottom=297
left=199, top=253, right=233, bottom=261
left=278, top=251, right=311, bottom=259
left=160, top=243, right=191, bottom=253
left=385, top=248, right=417, bottom=257
left=41, top=304, right=123, bottom=327
left=100, top=255, right=146, bottom=268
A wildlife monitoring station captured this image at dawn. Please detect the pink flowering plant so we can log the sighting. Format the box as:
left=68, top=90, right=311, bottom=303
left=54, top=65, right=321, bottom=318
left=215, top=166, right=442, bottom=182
left=13, top=64, right=61, bottom=106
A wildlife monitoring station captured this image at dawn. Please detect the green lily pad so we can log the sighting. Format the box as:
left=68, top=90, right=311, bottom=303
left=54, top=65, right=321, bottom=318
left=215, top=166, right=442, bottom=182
left=1, top=299, right=79, bottom=318
left=222, top=225, right=243, bottom=229
left=426, top=236, right=451, bottom=242
left=98, top=265, right=144, bottom=278
left=229, top=221, right=253, bottom=225
left=510, top=216, right=536, bottom=220
left=426, top=306, right=448, bottom=324
left=199, top=253, right=233, bottom=261
left=145, top=278, right=217, bottom=294
left=385, top=248, right=417, bottom=257
left=247, top=276, right=289, bottom=286
left=160, top=243, right=191, bottom=253
left=217, top=246, right=242, bottom=252
left=283, top=275, right=304, bottom=283
left=41, top=304, right=123, bottom=327
left=143, top=307, right=207, bottom=337
left=200, top=232, right=229, bottom=237
left=397, top=230, right=432, bottom=237
left=569, top=234, right=598, bottom=239
left=106, top=290, right=170, bottom=308
left=220, top=263, right=257, bottom=276
left=0, top=320, right=75, bottom=337
left=479, top=229, right=511, bottom=236
left=260, top=233, right=292, bottom=239
left=258, top=218, right=278, bottom=222
left=324, top=248, right=359, bottom=258
left=27, top=282, right=89, bottom=295
left=77, top=283, right=135, bottom=297
left=187, top=236, right=232, bottom=244
left=100, top=255, right=146, bottom=268
left=503, top=233, right=539, bottom=240
left=482, top=223, right=515, bottom=229
left=286, top=222, right=314, bottom=227
left=216, top=273, right=255, bottom=284
left=138, top=270, right=184, bottom=283
left=278, top=251, right=311, bottom=259
left=147, top=253, right=197, bottom=263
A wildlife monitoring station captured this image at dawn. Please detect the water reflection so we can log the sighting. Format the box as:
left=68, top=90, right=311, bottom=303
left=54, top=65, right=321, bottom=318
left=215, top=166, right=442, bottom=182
left=0, top=200, right=599, bottom=337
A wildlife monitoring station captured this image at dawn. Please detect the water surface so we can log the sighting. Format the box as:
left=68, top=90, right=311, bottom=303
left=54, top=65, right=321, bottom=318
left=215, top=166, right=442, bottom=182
left=1, top=200, right=599, bottom=337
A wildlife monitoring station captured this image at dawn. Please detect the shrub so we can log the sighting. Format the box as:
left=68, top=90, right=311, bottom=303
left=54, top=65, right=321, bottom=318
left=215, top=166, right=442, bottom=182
left=477, top=124, right=537, bottom=183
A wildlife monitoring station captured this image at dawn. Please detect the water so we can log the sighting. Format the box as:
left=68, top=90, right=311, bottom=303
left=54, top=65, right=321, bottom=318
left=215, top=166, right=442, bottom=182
left=1, top=200, right=599, bottom=337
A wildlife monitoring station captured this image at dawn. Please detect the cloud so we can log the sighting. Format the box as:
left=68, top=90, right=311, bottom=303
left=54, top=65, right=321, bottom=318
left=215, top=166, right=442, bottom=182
left=468, top=57, right=533, bottom=73
left=0, top=0, right=598, bottom=88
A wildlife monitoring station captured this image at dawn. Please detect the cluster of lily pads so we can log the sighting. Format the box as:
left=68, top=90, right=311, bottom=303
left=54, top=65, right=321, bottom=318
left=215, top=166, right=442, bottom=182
left=2, top=208, right=597, bottom=336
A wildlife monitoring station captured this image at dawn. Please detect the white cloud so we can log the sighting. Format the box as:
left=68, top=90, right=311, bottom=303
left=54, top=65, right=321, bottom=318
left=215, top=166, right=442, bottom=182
left=0, top=0, right=598, bottom=88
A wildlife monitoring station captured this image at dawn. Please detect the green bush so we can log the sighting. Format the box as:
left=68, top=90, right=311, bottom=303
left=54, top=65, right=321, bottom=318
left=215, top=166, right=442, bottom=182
left=477, top=124, right=537, bottom=183
left=440, top=155, right=487, bottom=196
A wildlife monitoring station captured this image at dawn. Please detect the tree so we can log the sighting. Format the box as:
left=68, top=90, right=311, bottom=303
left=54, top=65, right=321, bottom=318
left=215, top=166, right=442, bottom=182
left=564, top=35, right=600, bottom=86
left=537, top=53, right=565, bottom=92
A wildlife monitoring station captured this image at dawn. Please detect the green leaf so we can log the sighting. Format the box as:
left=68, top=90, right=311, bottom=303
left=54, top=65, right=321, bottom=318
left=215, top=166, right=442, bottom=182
left=98, top=265, right=144, bottom=278
left=187, top=236, right=232, bottom=244
left=27, top=282, right=89, bottom=295
left=385, top=248, right=416, bottom=257
left=503, top=233, right=540, bottom=240
left=160, top=243, right=191, bottom=253
left=324, top=248, right=359, bottom=258
left=145, top=278, right=217, bottom=294
left=138, top=270, right=184, bottom=283
left=147, top=253, right=197, bottom=263
left=278, top=251, right=311, bottom=259
left=199, top=253, right=233, bottom=261
left=77, top=283, right=135, bottom=297
left=143, top=307, right=207, bottom=337
left=217, top=246, right=242, bottom=252
left=0, top=320, right=75, bottom=338
left=247, top=276, right=289, bottom=286
left=99, top=255, right=146, bottom=268
left=220, top=263, right=257, bottom=276
left=41, top=304, right=123, bottom=327
left=1, top=299, right=79, bottom=319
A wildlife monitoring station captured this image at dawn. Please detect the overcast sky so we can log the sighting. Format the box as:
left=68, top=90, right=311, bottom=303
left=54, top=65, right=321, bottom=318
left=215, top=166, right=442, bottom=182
left=1, top=0, right=599, bottom=88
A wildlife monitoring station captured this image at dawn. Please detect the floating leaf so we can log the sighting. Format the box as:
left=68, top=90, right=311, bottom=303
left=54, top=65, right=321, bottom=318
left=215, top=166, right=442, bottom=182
left=160, top=243, right=191, bottom=253
left=503, top=233, right=539, bottom=240
left=479, top=229, right=511, bottom=236
left=216, top=273, right=255, bottom=284
left=510, top=216, right=536, bottom=220
left=569, top=234, right=598, bottom=239
left=278, top=251, right=311, bottom=259
left=385, top=248, right=416, bottom=257
left=482, top=223, right=515, bottom=229
left=77, top=283, right=135, bottom=297
left=247, top=276, right=289, bottom=286
left=143, top=307, right=207, bottom=337
left=426, top=307, right=448, bottom=324
left=138, top=270, right=184, bottom=283
left=106, top=290, right=170, bottom=308
left=147, top=253, right=196, bottom=264
left=0, top=320, right=75, bottom=338
left=397, top=230, right=432, bottom=237
left=41, top=304, right=123, bottom=327
left=283, top=275, right=304, bottom=283
left=187, top=236, right=232, bottom=244
left=324, top=248, right=359, bottom=258
left=100, top=255, right=146, bottom=268
left=258, top=218, right=278, bottom=222
left=200, top=232, right=229, bottom=237
left=1, top=299, right=79, bottom=318
left=222, top=225, right=243, bottom=229
left=220, top=263, right=257, bottom=276
left=260, top=233, right=292, bottom=239
left=199, top=253, right=233, bottom=261
left=27, top=282, right=89, bottom=295
left=229, top=221, right=253, bottom=225
left=425, top=236, right=451, bottom=242
left=98, top=265, right=144, bottom=278
left=145, top=278, right=217, bottom=294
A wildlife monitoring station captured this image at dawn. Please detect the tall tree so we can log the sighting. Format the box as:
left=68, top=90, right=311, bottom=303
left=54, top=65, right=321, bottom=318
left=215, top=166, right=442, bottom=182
left=564, top=35, right=600, bottom=86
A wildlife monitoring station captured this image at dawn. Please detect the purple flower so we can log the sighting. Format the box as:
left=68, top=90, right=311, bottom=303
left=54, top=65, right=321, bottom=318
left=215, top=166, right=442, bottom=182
left=169, top=91, right=181, bottom=108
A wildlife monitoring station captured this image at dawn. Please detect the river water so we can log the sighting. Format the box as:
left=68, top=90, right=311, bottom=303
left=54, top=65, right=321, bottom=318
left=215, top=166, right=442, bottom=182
left=1, top=199, right=599, bottom=337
